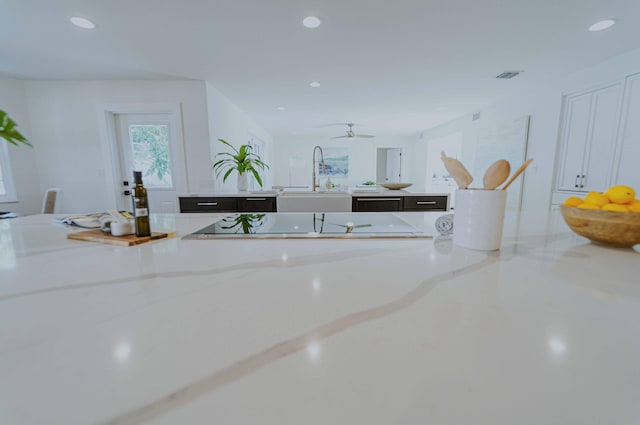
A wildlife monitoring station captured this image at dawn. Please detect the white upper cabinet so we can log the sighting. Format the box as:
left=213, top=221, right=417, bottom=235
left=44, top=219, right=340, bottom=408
left=556, top=82, right=622, bottom=192
left=614, top=72, right=640, bottom=186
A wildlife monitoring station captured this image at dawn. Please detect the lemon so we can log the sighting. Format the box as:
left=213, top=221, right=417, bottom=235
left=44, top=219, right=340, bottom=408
left=584, top=191, right=609, bottom=207
left=577, top=202, right=600, bottom=210
left=629, top=200, right=640, bottom=213
left=563, top=196, right=583, bottom=207
left=605, top=185, right=635, bottom=204
left=602, top=203, right=630, bottom=212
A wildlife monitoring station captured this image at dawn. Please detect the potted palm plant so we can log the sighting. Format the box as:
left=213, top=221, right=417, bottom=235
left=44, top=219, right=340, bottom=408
left=213, top=138, right=269, bottom=191
left=0, top=110, right=31, bottom=147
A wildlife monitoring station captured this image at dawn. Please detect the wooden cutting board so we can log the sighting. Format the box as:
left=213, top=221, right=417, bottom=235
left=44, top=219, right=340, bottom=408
left=67, top=229, right=169, bottom=246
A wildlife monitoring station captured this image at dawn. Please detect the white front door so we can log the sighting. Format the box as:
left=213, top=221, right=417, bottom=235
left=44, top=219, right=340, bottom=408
left=114, top=113, right=186, bottom=213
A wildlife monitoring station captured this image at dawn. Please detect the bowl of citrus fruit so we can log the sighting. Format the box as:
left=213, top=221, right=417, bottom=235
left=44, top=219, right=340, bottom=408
left=561, top=185, right=640, bottom=247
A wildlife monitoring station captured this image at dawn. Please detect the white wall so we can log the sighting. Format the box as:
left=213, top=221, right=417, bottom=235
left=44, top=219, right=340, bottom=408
left=24, top=80, right=212, bottom=213
left=0, top=76, right=41, bottom=214
left=272, top=134, right=415, bottom=189
left=206, top=83, right=274, bottom=192
left=415, top=48, right=640, bottom=212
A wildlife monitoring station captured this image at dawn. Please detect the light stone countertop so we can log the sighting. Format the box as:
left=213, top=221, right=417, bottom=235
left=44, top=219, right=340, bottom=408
left=1, top=212, right=639, bottom=425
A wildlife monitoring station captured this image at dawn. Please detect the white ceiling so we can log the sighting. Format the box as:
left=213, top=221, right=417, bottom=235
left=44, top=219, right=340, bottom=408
left=2, top=0, right=640, bottom=137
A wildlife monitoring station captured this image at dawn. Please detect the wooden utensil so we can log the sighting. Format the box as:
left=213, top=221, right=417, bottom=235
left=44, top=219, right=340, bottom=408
left=483, top=159, right=511, bottom=190
left=501, top=158, right=534, bottom=190
left=441, top=151, right=473, bottom=189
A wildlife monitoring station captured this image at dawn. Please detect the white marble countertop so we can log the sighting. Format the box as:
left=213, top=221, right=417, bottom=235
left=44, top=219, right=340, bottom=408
left=1, top=212, right=639, bottom=425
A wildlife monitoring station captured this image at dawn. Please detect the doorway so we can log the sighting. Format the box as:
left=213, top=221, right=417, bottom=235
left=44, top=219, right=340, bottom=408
left=376, top=148, right=402, bottom=183
left=109, top=111, right=187, bottom=213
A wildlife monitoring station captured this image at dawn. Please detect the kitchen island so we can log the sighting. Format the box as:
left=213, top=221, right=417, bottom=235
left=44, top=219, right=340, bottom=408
left=1, top=211, right=639, bottom=425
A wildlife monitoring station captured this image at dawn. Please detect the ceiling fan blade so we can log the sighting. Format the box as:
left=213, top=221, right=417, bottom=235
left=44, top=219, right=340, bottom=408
left=355, top=134, right=375, bottom=138
left=331, top=135, right=349, bottom=139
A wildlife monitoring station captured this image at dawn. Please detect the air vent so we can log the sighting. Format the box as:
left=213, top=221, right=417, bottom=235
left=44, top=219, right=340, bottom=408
left=496, top=71, right=522, bottom=79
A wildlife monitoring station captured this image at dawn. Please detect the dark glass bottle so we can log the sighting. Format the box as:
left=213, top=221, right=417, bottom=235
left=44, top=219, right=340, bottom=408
left=131, top=171, right=151, bottom=237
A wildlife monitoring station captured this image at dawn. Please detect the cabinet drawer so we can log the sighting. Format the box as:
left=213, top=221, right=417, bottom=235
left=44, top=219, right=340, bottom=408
left=237, top=197, right=277, bottom=212
left=403, top=196, right=448, bottom=211
left=179, top=197, right=238, bottom=213
left=352, top=197, right=403, bottom=212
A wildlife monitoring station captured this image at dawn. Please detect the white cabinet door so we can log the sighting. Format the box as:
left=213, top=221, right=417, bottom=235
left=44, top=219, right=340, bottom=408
left=614, top=73, right=640, bottom=186
left=556, top=83, right=622, bottom=192
left=582, top=84, right=622, bottom=191
left=557, top=93, right=591, bottom=191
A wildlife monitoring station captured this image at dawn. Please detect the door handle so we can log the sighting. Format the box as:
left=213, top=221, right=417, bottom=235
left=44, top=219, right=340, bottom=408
left=575, top=174, right=580, bottom=188
left=416, top=201, right=437, bottom=205
left=357, top=198, right=402, bottom=201
left=245, top=198, right=267, bottom=201
left=580, top=174, right=586, bottom=189
left=197, top=202, right=218, bottom=206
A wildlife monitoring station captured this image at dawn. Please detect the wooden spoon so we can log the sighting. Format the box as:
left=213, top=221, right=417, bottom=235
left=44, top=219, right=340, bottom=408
left=441, top=151, right=473, bottom=189
left=483, top=159, right=511, bottom=190
left=501, top=158, right=534, bottom=190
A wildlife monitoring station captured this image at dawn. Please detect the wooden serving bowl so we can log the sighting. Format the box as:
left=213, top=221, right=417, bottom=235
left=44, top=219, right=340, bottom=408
left=560, top=205, right=640, bottom=248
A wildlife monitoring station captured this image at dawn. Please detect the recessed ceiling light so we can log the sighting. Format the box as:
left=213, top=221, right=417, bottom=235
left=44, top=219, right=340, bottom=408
left=277, top=106, right=286, bottom=111
left=303, top=16, right=322, bottom=29
left=309, top=81, right=321, bottom=88
left=70, top=16, right=96, bottom=29
left=589, top=19, right=616, bottom=32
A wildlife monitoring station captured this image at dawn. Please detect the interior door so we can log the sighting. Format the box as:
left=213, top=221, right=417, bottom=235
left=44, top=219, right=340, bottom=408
left=114, top=113, right=186, bottom=213
left=386, top=148, right=402, bottom=182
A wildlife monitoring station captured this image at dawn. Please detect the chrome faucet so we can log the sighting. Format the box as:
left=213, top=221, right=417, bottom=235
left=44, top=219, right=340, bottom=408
left=312, top=145, right=325, bottom=191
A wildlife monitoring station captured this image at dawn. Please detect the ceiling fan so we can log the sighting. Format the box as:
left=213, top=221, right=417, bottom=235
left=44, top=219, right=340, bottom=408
left=331, top=123, right=375, bottom=139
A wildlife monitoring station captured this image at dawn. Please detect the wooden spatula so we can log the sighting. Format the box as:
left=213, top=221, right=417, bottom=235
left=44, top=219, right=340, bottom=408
left=501, top=158, right=534, bottom=190
left=483, top=159, right=510, bottom=190
left=441, top=151, right=473, bottom=189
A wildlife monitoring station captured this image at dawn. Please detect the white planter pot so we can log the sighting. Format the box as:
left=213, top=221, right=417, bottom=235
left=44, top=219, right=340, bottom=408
left=237, top=172, right=249, bottom=192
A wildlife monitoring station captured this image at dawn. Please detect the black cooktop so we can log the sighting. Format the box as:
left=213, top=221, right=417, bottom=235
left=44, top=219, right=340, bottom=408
left=183, top=212, right=431, bottom=239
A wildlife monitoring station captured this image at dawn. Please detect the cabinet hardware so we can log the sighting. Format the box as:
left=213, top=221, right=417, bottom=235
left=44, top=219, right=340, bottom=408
left=197, top=202, right=218, bottom=206
left=357, top=198, right=402, bottom=201
left=245, top=198, right=266, bottom=201
left=415, top=201, right=437, bottom=205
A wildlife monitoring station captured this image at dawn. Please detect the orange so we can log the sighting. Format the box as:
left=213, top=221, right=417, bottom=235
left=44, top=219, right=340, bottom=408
left=629, top=200, right=640, bottom=213
left=602, top=203, right=630, bottom=212
left=584, top=191, right=609, bottom=207
left=563, top=196, right=583, bottom=207
left=605, top=185, right=635, bottom=205
left=577, top=202, right=600, bottom=210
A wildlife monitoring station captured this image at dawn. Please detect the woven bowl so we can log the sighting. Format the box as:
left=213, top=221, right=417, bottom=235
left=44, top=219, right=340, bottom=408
left=560, top=205, right=640, bottom=248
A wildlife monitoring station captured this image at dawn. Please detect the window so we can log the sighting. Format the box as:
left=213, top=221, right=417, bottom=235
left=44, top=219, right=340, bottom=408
left=0, top=142, right=17, bottom=203
left=127, top=124, right=174, bottom=189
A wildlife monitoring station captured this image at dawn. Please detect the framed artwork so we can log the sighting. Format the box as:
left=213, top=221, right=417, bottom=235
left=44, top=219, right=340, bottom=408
left=319, top=147, right=348, bottom=177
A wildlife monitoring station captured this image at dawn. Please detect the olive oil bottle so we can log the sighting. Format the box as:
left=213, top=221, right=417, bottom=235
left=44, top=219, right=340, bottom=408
left=132, top=171, right=151, bottom=237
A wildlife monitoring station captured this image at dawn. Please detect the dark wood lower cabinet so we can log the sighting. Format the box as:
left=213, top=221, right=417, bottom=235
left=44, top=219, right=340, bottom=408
left=237, top=197, right=277, bottom=212
left=352, top=195, right=449, bottom=212
left=352, top=197, right=403, bottom=212
left=403, top=195, right=448, bottom=211
left=179, top=196, right=277, bottom=213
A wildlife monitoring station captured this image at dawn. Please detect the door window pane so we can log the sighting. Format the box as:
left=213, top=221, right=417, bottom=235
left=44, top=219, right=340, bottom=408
left=128, top=124, right=173, bottom=189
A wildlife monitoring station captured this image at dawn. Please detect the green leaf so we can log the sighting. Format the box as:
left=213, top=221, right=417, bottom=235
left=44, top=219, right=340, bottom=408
left=0, top=110, right=32, bottom=147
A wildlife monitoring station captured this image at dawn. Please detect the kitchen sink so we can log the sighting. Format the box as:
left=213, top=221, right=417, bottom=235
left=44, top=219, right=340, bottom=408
left=277, top=190, right=351, bottom=212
